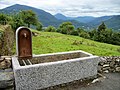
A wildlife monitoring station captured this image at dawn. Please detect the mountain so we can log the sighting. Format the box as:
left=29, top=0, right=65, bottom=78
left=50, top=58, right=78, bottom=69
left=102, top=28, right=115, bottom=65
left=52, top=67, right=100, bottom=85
left=0, top=4, right=89, bottom=28
left=72, top=16, right=95, bottom=23
left=0, top=4, right=61, bottom=27
left=88, top=16, right=113, bottom=26
left=105, top=15, right=120, bottom=31
left=54, top=13, right=68, bottom=20
left=54, top=13, right=96, bottom=23
left=88, top=15, right=120, bottom=31
left=1, top=4, right=119, bottom=31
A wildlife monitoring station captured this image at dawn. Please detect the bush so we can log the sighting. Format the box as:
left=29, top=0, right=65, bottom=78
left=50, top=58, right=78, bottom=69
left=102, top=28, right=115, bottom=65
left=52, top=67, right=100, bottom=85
left=36, top=22, right=42, bottom=31
left=58, top=22, right=75, bottom=35
left=45, top=26, right=56, bottom=32
left=70, top=30, right=79, bottom=36
left=0, top=25, right=15, bottom=56
left=0, top=13, right=10, bottom=25
left=79, top=31, right=90, bottom=39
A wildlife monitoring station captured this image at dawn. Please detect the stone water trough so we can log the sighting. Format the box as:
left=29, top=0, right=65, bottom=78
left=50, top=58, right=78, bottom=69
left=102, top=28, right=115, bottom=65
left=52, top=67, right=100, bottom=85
left=12, top=27, right=100, bottom=90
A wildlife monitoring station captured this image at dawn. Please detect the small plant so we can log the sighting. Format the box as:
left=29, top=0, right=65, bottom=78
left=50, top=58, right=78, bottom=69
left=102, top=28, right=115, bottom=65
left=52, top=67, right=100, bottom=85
left=117, top=48, right=120, bottom=52
left=72, top=40, right=83, bottom=45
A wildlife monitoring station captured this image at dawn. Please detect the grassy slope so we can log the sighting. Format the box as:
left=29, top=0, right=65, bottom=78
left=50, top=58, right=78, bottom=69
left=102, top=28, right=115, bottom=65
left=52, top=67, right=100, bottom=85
left=31, top=30, right=120, bottom=56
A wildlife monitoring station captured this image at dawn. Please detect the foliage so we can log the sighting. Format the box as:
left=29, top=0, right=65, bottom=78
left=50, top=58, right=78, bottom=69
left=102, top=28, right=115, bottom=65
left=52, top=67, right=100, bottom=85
left=0, top=25, right=14, bottom=56
left=36, top=22, right=43, bottom=31
left=0, top=13, right=11, bottom=25
left=77, top=28, right=90, bottom=39
left=98, top=22, right=106, bottom=33
left=70, top=30, right=79, bottom=36
left=58, top=22, right=75, bottom=34
left=0, top=10, right=43, bottom=31
left=79, top=31, right=90, bottom=39
left=111, top=32, right=120, bottom=45
left=10, top=14, right=24, bottom=31
left=19, top=10, right=38, bottom=27
left=89, top=29, right=97, bottom=40
left=89, top=22, right=120, bottom=45
left=45, top=26, right=56, bottom=32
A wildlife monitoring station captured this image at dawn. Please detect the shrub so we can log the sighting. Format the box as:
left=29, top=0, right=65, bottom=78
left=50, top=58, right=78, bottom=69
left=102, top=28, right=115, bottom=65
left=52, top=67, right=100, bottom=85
left=70, top=30, right=79, bottom=36
left=45, top=26, right=56, bottom=32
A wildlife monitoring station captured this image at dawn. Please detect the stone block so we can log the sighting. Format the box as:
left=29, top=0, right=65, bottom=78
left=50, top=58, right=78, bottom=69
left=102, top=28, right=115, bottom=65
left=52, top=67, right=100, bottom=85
left=116, top=67, right=120, bottom=72
left=0, top=68, right=14, bottom=88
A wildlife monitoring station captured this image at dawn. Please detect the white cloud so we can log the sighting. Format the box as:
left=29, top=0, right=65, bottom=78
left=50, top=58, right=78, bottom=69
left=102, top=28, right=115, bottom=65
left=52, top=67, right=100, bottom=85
left=0, top=0, right=120, bottom=17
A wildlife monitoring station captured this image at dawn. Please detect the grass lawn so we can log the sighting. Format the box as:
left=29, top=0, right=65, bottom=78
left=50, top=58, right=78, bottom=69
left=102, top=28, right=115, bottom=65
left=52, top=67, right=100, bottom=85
left=31, top=30, right=120, bottom=56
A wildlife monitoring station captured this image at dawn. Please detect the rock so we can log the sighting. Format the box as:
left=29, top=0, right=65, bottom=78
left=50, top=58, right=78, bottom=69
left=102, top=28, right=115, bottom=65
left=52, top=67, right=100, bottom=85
left=99, top=62, right=104, bottom=66
left=1, top=56, right=11, bottom=59
left=0, top=58, right=4, bottom=62
left=103, top=70, right=109, bottom=73
left=5, top=57, right=11, bottom=61
left=0, top=68, right=14, bottom=88
left=32, top=32, right=39, bottom=36
left=116, top=59, right=120, bottom=62
left=87, top=83, right=90, bottom=85
left=97, top=66, right=103, bottom=72
left=103, top=67, right=110, bottom=71
left=109, top=68, right=115, bottom=72
left=116, top=67, right=120, bottom=72
left=91, top=77, right=105, bottom=83
left=109, top=61, right=115, bottom=67
left=0, top=59, right=11, bottom=69
left=103, top=64, right=109, bottom=67
left=98, top=56, right=120, bottom=73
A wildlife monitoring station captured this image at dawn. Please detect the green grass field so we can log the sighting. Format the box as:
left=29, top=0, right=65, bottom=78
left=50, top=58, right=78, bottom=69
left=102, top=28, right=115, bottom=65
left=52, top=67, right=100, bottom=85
left=31, top=29, right=120, bottom=56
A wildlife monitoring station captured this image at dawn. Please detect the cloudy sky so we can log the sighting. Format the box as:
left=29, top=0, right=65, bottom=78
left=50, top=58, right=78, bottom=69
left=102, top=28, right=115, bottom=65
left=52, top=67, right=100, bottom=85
left=0, top=0, right=120, bottom=17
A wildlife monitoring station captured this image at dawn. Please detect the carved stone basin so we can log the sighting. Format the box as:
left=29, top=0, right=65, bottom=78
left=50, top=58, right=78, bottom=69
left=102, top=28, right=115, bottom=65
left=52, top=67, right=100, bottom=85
left=12, top=50, right=100, bottom=90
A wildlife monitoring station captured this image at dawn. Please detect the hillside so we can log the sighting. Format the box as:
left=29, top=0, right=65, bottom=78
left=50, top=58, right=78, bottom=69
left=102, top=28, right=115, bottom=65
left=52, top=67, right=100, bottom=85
left=105, top=15, right=120, bottom=31
left=30, top=30, right=120, bottom=56
left=0, top=4, right=87, bottom=28
left=88, top=16, right=112, bottom=25
left=54, top=13, right=68, bottom=20
left=54, top=13, right=95, bottom=23
left=88, top=15, right=120, bottom=31
left=1, top=4, right=120, bottom=30
left=0, top=4, right=60, bottom=27
left=73, top=16, right=95, bottom=23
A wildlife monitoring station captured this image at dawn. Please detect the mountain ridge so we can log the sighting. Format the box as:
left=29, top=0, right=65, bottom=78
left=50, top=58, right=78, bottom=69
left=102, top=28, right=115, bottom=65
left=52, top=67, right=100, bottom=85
left=0, top=4, right=88, bottom=28
left=54, top=13, right=96, bottom=23
left=0, top=4, right=120, bottom=31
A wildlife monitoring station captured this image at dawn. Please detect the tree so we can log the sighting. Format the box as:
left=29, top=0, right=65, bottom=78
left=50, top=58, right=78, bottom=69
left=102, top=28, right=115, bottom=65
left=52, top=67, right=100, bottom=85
left=111, top=32, right=120, bottom=45
left=76, top=27, right=90, bottom=39
left=10, top=14, right=24, bottom=31
left=70, top=30, right=79, bottom=36
left=0, top=13, right=10, bottom=25
left=58, top=22, right=75, bottom=34
left=79, top=31, right=90, bottom=39
left=45, top=26, right=56, bottom=32
left=77, top=28, right=85, bottom=33
left=89, top=29, right=97, bottom=40
left=94, top=22, right=107, bottom=42
left=36, top=22, right=42, bottom=31
left=19, top=10, right=38, bottom=28
left=98, top=22, right=106, bottom=33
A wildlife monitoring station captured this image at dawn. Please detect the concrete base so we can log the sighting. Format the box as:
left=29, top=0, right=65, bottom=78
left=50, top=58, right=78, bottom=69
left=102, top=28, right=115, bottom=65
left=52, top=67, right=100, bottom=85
left=12, top=50, right=100, bottom=90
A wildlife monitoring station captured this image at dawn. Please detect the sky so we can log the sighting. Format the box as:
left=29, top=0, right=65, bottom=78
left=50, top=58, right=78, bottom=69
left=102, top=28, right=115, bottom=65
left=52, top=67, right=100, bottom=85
left=0, top=0, right=120, bottom=17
